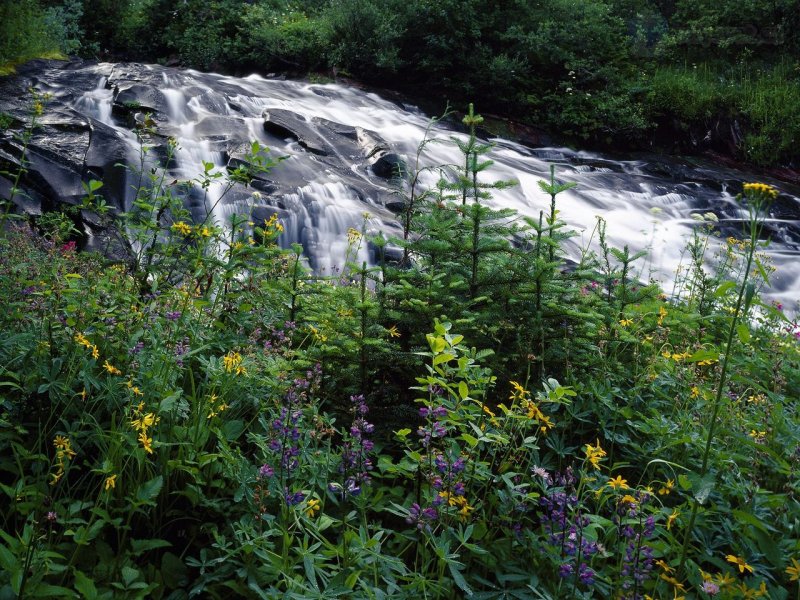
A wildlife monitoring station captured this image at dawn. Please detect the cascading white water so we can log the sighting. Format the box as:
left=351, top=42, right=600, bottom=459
left=67, top=63, right=800, bottom=310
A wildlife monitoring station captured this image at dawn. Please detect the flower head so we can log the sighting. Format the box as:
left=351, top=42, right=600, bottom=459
left=786, top=557, right=800, bottom=581
left=726, top=554, right=754, bottom=574
left=742, top=182, right=778, bottom=200
left=607, top=475, right=629, bottom=490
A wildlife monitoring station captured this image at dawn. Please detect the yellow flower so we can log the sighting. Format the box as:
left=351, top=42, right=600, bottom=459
left=690, top=386, right=700, bottom=398
left=197, top=225, right=212, bottom=238
left=619, top=318, right=633, bottom=327
left=91, top=345, right=99, bottom=360
left=742, top=182, right=779, bottom=200
left=306, top=498, right=321, bottom=518
left=660, top=573, right=686, bottom=592
left=74, top=333, right=92, bottom=348
left=726, top=554, right=754, bottom=574
left=222, top=351, right=243, bottom=374
left=347, top=228, right=361, bottom=243
left=387, top=325, right=401, bottom=338
left=657, top=306, right=667, bottom=326
left=104, top=474, right=117, bottom=491
left=666, top=508, right=680, bottom=530
left=656, top=559, right=674, bottom=574
left=138, top=431, right=154, bottom=454
left=171, top=221, right=192, bottom=236
left=658, top=479, right=674, bottom=495
left=584, top=439, right=607, bottom=470
left=619, top=494, right=638, bottom=506
left=786, top=557, right=800, bottom=581
left=715, top=571, right=736, bottom=586
left=53, top=435, right=70, bottom=450
left=607, top=475, right=629, bottom=490
left=103, top=360, right=122, bottom=376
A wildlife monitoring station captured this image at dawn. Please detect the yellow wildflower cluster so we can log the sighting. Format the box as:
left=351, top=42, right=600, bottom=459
left=171, top=221, right=192, bottom=236
left=197, top=225, right=213, bottom=238
left=264, top=214, right=284, bottom=234
left=662, top=350, right=691, bottom=362
left=126, top=379, right=143, bottom=397
left=130, top=403, right=159, bottom=455
left=438, top=491, right=474, bottom=519
left=347, top=227, right=361, bottom=244
left=726, top=235, right=749, bottom=250
left=207, top=393, right=229, bottom=419
left=510, top=381, right=554, bottom=433
left=104, top=474, right=117, bottom=491
left=387, top=325, right=401, bottom=338
left=658, top=479, right=675, bottom=495
left=747, top=393, right=767, bottom=405
left=481, top=403, right=500, bottom=428
left=50, top=435, right=77, bottom=486
left=308, top=325, right=328, bottom=343
left=742, top=182, right=779, bottom=200
left=74, top=332, right=100, bottom=360
left=657, top=306, right=668, bottom=326
left=222, top=351, right=246, bottom=375
left=584, top=439, right=606, bottom=470
left=305, top=498, right=321, bottom=518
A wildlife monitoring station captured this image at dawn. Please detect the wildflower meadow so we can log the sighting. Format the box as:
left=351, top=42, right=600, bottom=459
left=1, top=101, right=799, bottom=599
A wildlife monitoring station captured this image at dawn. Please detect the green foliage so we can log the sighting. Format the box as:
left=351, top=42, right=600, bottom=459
left=1, top=94, right=800, bottom=599
left=0, top=0, right=63, bottom=72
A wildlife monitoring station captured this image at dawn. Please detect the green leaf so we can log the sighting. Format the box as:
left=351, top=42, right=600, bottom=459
left=448, top=562, right=473, bottom=596
left=458, top=381, right=469, bottom=400
left=130, top=538, right=172, bottom=556
left=136, top=476, right=163, bottom=505
left=461, top=433, right=479, bottom=448
left=222, top=419, right=245, bottom=441
left=686, top=349, right=719, bottom=363
left=755, top=257, right=771, bottom=284
left=73, top=570, right=98, bottom=600
left=736, top=323, right=751, bottom=344
left=713, top=281, right=736, bottom=297
left=743, top=282, right=756, bottom=313
left=121, top=566, right=139, bottom=587
left=433, top=352, right=454, bottom=366
left=0, top=543, right=17, bottom=572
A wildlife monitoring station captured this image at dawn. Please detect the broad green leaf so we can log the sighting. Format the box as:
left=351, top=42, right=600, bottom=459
left=74, top=570, right=98, bottom=600
left=714, top=281, right=736, bottom=297
left=736, top=323, right=751, bottom=343
left=136, top=475, right=163, bottom=504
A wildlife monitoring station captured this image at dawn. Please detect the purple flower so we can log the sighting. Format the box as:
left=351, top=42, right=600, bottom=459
left=165, top=311, right=181, bottom=321
left=258, top=464, right=274, bottom=478
left=285, top=490, right=305, bottom=505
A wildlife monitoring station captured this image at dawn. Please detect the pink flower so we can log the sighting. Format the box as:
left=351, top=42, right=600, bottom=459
left=700, top=581, right=719, bottom=595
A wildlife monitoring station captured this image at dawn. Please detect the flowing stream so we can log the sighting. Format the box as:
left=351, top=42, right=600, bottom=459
left=21, top=62, right=800, bottom=310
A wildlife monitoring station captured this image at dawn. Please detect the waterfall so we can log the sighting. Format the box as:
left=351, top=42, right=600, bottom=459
left=46, top=62, right=799, bottom=309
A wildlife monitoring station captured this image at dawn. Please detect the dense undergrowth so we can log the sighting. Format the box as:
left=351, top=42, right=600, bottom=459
left=1, top=99, right=800, bottom=599
left=2, top=0, right=799, bottom=166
